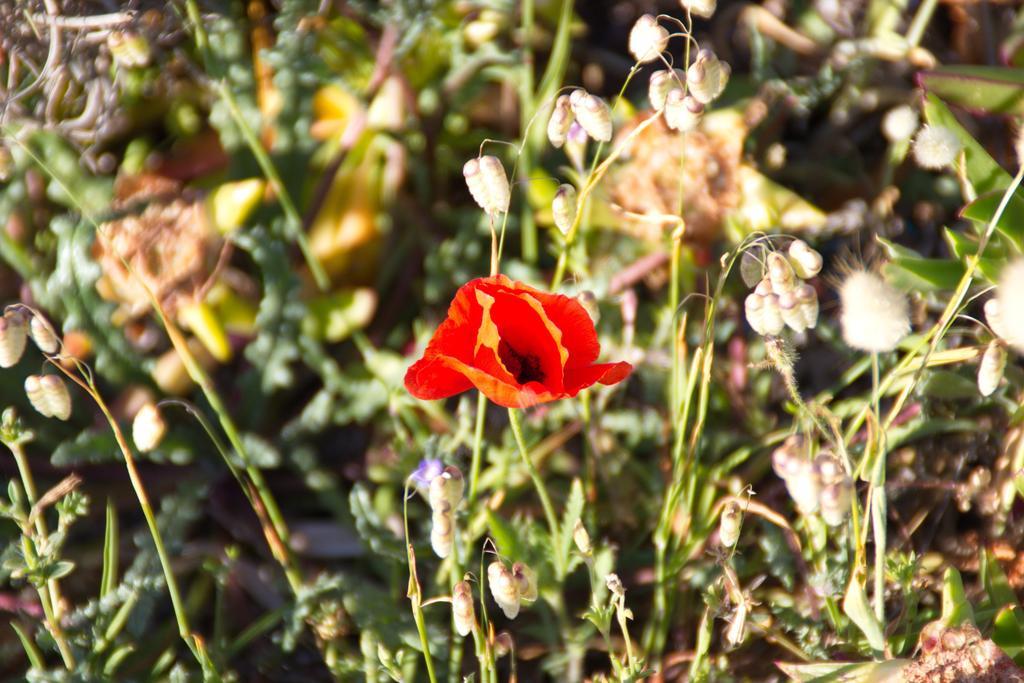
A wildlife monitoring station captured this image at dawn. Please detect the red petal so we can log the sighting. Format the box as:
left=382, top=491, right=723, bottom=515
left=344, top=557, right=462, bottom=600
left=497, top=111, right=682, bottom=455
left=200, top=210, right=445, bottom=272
left=437, top=356, right=559, bottom=408
left=488, top=290, right=566, bottom=393
left=564, top=361, right=633, bottom=395
left=404, top=356, right=474, bottom=400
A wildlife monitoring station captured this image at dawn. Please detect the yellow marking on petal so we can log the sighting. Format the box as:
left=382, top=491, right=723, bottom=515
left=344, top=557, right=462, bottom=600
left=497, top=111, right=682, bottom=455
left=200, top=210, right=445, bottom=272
left=474, top=289, right=501, bottom=356
left=520, top=293, right=569, bottom=369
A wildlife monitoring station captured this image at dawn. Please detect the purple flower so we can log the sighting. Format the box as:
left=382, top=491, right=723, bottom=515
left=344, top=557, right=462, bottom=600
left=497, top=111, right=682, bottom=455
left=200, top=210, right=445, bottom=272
left=411, top=458, right=444, bottom=489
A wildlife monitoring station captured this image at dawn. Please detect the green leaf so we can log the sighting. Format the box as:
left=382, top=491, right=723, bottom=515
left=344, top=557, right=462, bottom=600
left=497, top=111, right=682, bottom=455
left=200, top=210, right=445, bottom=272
left=941, top=567, right=975, bottom=627
left=876, top=237, right=966, bottom=291
left=961, top=190, right=1024, bottom=250
left=920, top=66, right=1024, bottom=116
left=981, top=549, right=1022, bottom=616
left=993, top=606, right=1024, bottom=662
left=557, top=479, right=585, bottom=578
left=349, top=484, right=404, bottom=561
left=942, top=227, right=1004, bottom=281
left=843, top=572, right=886, bottom=653
left=101, top=498, right=118, bottom=598
left=923, top=94, right=1010, bottom=195
left=302, top=288, right=377, bottom=343
left=485, top=509, right=524, bottom=561
left=11, top=622, right=44, bottom=670
left=775, top=659, right=910, bottom=682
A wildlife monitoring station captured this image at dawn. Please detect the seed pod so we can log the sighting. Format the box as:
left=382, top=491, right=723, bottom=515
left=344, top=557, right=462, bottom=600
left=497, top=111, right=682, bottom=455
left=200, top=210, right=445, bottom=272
left=565, top=121, right=589, bottom=171
left=547, top=95, right=573, bottom=148
left=463, top=156, right=510, bottom=215
left=133, top=402, right=167, bottom=453
left=819, top=478, right=853, bottom=526
left=767, top=252, right=796, bottom=294
left=978, top=341, right=1006, bottom=397
left=787, top=240, right=823, bottom=279
left=795, top=284, right=819, bottom=330
left=573, top=94, right=612, bottom=143
left=488, top=561, right=521, bottom=619
left=785, top=458, right=821, bottom=515
left=452, top=580, right=476, bottom=637
left=745, top=293, right=767, bottom=336
left=687, top=50, right=727, bottom=105
left=628, top=14, right=669, bottom=64
left=512, top=562, right=537, bottom=602
left=779, top=291, right=806, bottom=333
left=648, top=69, right=683, bottom=111
left=814, top=451, right=845, bottom=486
left=719, top=501, right=742, bottom=548
left=771, top=439, right=805, bottom=482
left=428, top=466, right=465, bottom=512
left=681, top=0, right=716, bottom=18
left=0, top=309, right=27, bottom=368
left=552, top=184, right=577, bottom=236
left=29, top=314, right=59, bottom=355
left=26, top=375, right=71, bottom=421
left=430, top=505, right=455, bottom=559
left=664, top=90, right=704, bottom=132
left=760, top=294, right=785, bottom=336
left=573, top=518, right=592, bottom=555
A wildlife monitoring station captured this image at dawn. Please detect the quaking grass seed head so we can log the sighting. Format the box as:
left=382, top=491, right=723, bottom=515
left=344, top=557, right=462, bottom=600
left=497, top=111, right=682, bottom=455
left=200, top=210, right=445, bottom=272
left=767, top=251, right=796, bottom=294
left=787, top=239, right=822, bottom=279
left=463, top=155, right=510, bottom=215
left=996, top=258, right=1024, bottom=353
left=719, top=501, right=742, bottom=548
left=25, top=374, right=72, bottom=421
left=681, top=0, right=716, bottom=18
left=132, top=402, right=167, bottom=453
left=29, top=314, right=60, bottom=355
left=837, top=268, right=909, bottom=353
left=430, top=505, right=455, bottom=559
left=572, top=93, right=612, bottom=143
left=488, top=561, right=521, bottom=619
left=552, top=184, right=577, bottom=236
left=687, top=49, right=728, bottom=104
left=629, top=14, right=669, bottom=64
left=0, top=309, right=28, bottom=368
left=648, top=69, right=683, bottom=111
left=428, top=465, right=465, bottom=512
left=819, top=478, right=853, bottom=526
left=512, top=562, right=537, bottom=602
left=547, top=94, right=574, bottom=148
left=452, top=580, right=476, bottom=637
left=978, top=340, right=1006, bottom=397
left=664, top=91, right=703, bottom=132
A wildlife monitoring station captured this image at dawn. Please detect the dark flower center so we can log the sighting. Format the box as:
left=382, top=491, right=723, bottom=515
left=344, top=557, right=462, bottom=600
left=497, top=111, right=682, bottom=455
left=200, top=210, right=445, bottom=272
left=498, top=340, right=545, bottom=384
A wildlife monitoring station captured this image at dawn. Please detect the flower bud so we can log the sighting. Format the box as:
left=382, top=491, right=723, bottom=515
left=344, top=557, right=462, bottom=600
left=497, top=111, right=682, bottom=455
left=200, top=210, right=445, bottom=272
left=664, top=90, right=704, bottom=132
left=648, top=70, right=683, bottom=111
left=428, top=466, right=465, bottom=512
left=882, top=105, right=918, bottom=144
left=912, top=125, right=962, bottom=170
left=778, top=290, right=806, bottom=333
left=552, top=184, right=577, bottom=236
left=787, top=240, right=822, bottom=279
left=0, top=309, right=28, bottom=368
left=488, top=561, right=521, bottom=619
left=572, top=94, right=612, bottom=143
left=795, top=284, right=819, bottom=330
left=464, top=155, right=511, bottom=215
left=25, top=374, right=71, bottom=421
left=547, top=95, right=574, bottom=148
left=681, top=0, right=716, bottom=18
left=605, top=573, right=625, bottom=598
left=132, top=402, right=167, bottom=453
left=745, top=293, right=767, bottom=336
left=760, top=294, right=785, bottom=336
left=573, top=518, right=592, bottom=555
left=28, top=314, right=59, bottom=355
left=767, top=252, right=796, bottom=294
left=628, top=14, right=669, bottom=64
left=687, top=50, right=727, bottom=105
left=512, top=562, right=537, bottom=602
left=819, top=478, right=853, bottom=526
left=838, top=270, right=909, bottom=353
left=452, top=580, right=476, bottom=637
left=430, top=505, right=455, bottom=559
left=719, top=501, right=742, bottom=548
left=978, top=340, right=1006, bottom=397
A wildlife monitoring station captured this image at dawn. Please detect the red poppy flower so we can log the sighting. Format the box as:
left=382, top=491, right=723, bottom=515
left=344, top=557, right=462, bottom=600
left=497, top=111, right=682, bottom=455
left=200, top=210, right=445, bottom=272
left=405, top=275, right=632, bottom=408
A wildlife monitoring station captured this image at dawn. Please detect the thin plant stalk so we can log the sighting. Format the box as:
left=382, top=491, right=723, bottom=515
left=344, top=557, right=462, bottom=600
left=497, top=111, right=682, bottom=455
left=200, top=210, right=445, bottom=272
left=506, top=408, right=561, bottom=570
left=403, top=483, right=439, bottom=683
left=869, top=352, right=886, bottom=622
left=468, top=392, right=487, bottom=506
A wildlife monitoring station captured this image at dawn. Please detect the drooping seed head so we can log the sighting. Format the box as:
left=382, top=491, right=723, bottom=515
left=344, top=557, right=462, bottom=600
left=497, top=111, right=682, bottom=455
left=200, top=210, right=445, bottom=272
left=912, top=125, right=963, bottom=170
left=648, top=69, right=683, bottom=111
left=132, top=402, right=167, bottom=453
left=767, top=252, right=796, bottom=293
left=488, top=561, right=521, bottom=619
left=0, top=309, right=28, bottom=368
left=552, top=184, right=577, bottom=236
left=681, top=0, right=717, bottom=18
left=25, top=374, right=71, bottom=421
left=784, top=458, right=821, bottom=515
left=573, top=518, right=592, bottom=555
left=565, top=121, right=589, bottom=170
left=452, top=580, right=476, bottom=637
left=463, top=155, right=510, bottom=215
left=819, top=478, right=853, bottom=526
left=778, top=290, right=806, bottom=333
left=882, top=105, right=918, bottom=144
left=978, top=340, right=1006, bottom=397
left=547, top=95, right=574, bottom=148
left=572, top=94, right=612, bottom=142
left=795, top=283, right=819, bottom=329
left=687, top=49, right=727, bottom=104
left=754, top=277, right=773, bottom=297
left=760, top=294, right=785, bottom=336
left=664, top=90, right=703, bottom=132
left=429, top=466, right=465, bottom=512
left=29, top=314, right=59, bottom=355
left=629, top=14, right=669, bottom=64
left=787, top=239, right=823, bottom=279
left=430, top=506, right=455, bottom=559
left=814, top=451, right=845, bottom=486
left=744, top=293, right=767, bottom=336
left=838, top=270, right=910, bottom=353
left=996, top=259, right=1024, bottom=353
left=511, top=562, right=537, bottom=602
left=719, top=501, right=742, bottom=548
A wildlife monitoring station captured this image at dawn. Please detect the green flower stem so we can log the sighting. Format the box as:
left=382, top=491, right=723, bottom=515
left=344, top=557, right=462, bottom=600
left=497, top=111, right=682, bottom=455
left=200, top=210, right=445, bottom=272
left=506, top=409, right=561, bottom=568
left=869, top=352, right=886, bottom=622
left=403, top=486, right=439, bottom=683
left=18, top=532, right=75, bottom=669
left=467, top=391, right=487, bottom=506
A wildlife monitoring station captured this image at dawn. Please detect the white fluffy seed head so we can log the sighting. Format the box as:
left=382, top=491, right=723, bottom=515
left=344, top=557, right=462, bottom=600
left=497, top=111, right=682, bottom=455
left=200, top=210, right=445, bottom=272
left=628, top=14, right=669, bottom=64
left=838, top=270, right=910, bottom=353
left=463, top=156, right=510, bottom=215
left=0, top=309, right=27, bottom=368
left=664, top=91, right=703, bottom=132
left=882, top=105, right=919, bottom=143
left=572, top=94, right=612, bottom=142
left=977, top=340, right=1006, bottom=397
left=132, top=402, right=167, bottom=453
left=912, top=125, right=963, bottom=170
left=547, top=95, right=573, bottom=148
left=552, top=184, right=577, bottom=236
left=996, top=259, right=1024, bottom=352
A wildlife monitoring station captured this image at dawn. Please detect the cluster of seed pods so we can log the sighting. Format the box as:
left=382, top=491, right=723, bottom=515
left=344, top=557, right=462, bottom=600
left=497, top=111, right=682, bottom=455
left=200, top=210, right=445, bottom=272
left=771, top=435, right=853, bottom=526
left=428, top=466, right=465, bottom=559
left=744, top=240, right=822, bottom=337
left=0, top=306, right=74, bottom=421
left=487, top=559, right=537, bottom=619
